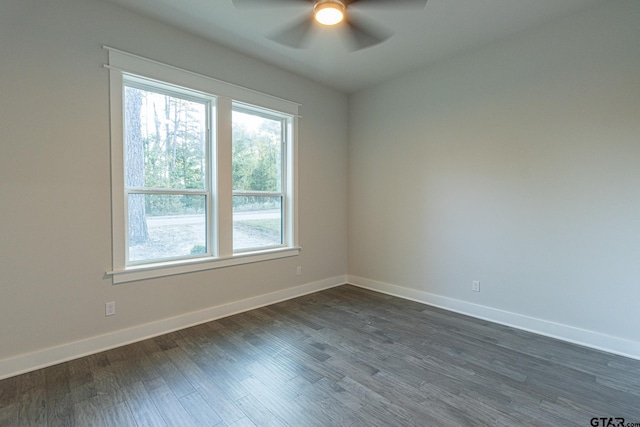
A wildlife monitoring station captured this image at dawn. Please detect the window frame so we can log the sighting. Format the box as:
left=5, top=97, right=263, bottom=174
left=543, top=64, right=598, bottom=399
left=106, top=47, right=300, bottom=284
left=123, top=78, right=215, bottom=265
left=232, top=102, right=288, bottom=253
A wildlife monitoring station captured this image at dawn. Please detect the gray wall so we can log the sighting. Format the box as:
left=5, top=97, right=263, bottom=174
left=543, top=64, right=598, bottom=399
left=0, top=0, right=348, bottom=371
left=349, top=1, right=640, bottom=350
left=2, top=0, right=639, bottom=376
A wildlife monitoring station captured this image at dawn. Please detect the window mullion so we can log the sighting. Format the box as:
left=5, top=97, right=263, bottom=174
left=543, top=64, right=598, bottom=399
left=206, top=107, right=215, bottom=257
left=216, top=97, right=234, bottom=258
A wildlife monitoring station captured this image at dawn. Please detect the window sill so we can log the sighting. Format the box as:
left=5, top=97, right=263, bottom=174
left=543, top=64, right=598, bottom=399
left=107, top=247, right=301, bottom=284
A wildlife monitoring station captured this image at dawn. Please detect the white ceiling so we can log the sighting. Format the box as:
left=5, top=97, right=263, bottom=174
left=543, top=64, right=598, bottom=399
left=102, top=0, right=604, bottom=93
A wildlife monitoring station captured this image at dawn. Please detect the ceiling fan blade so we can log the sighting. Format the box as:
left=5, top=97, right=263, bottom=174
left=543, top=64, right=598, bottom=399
left=347, top=0, right=427, bottom=8
left=343, top=15, right=392, bottom=51
left=267, top=15, right=315, bottom=49
left=232, top=0, right=311, bottom=8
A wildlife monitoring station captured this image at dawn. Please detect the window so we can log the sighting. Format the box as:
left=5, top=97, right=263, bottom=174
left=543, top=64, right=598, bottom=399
left=106, top=47, right=299, bottom=283
left=124, top=80, right=212, bottom=265
left=232, top=104, right=287, bottom=252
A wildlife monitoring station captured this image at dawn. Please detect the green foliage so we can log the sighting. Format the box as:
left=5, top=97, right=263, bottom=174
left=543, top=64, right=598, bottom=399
left=232, top=196, right=280, bottom=212
left=133, top=91, right=283, bottom=217
left=144, top=194, right=205, bottom=217
left=232, top=114, right=282, bottom=210
left=138, top=91, right=207, bottom=216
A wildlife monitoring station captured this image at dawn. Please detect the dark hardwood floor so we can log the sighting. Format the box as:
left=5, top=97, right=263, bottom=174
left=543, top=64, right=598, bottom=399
left=1, top=285, right=639, bottom=426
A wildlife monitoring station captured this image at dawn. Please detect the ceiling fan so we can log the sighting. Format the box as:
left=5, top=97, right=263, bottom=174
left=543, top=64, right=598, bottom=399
left=232, top=0, right=428, bottom=51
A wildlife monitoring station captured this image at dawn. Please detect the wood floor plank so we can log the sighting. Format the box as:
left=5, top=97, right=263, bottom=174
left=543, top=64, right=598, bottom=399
left=0, top=402, right=19, bottom=427
left=240, top=376, right=319, bottom=427
left=194, top=380, right=246, bottom=425
left=44, top=364, right=70, bottom=400
left=191, top=354, right=251, bottom=403
left=101, top=401, right=137, bottom=427
left=14, top=370, right=45, bottom=399
left=3, top=284, right=640, bottom=426
left=145, top=348, right=195, bottom=399
left=226, top=417, right=256, bottom=427
left=145, top=378, right=198, bottom=427
left=91, top=371, right=125, bottom=410
left=0, top=377, right=18, bottom=408
left=67, top=358, right=96, bottom=406
left=17, top=386, right=47, bottom=427
left=44, top=392, right=73, bottom=427
left=308, top=377, right=363, bottom=413
left=178, top=391, right=222, bottom=427
left=291, top=376, right=368, bottom=427
left=243, top=361, right=299, bottom=400
left=121, top=381, right=167, bottom=427
left=234, top=393, right=287, bottom=427
left=71, top=397, right=105, bottom=427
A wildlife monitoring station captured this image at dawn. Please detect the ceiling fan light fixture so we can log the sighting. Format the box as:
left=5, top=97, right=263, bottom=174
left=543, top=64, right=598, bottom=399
left=314, top=1, right=345, bottom=26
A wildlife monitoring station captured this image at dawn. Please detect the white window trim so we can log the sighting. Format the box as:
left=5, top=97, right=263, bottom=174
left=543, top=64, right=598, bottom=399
left=105, top=46, right=300, bottom=284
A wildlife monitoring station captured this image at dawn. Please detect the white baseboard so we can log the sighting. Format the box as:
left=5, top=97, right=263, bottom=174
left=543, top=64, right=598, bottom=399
left=0, top=275, right=347, bottom=381
left=4, top=273, right=638, bottom=381
left=348, top=275, right=640, bottom=361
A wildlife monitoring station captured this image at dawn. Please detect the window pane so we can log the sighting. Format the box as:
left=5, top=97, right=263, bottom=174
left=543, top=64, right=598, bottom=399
left=232, top=109, right=282, bottom=192
left=124, top=86, right=207, bottom=190
left=128, top=194, right=207, bottom=263
left=233, top=196, right=282, bottom=251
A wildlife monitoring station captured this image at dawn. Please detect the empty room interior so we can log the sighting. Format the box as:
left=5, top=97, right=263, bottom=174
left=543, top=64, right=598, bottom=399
left=1, top=0, right=639, bottom=425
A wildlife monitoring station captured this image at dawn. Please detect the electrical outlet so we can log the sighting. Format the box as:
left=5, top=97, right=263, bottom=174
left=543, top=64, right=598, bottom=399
left=296, top=266, right=302, bottom=276
left=105, top=301, right=116, bottom=316
left=472, top=281, right=480, bottom=292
